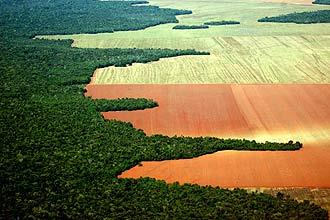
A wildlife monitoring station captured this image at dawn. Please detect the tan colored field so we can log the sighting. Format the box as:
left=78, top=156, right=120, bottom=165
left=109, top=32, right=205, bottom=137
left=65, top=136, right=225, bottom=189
left=91, top=35, right=330, bottom=84
left=86, top=84, right=330, bottom=143
left=263, top=0, right=314, bottom=5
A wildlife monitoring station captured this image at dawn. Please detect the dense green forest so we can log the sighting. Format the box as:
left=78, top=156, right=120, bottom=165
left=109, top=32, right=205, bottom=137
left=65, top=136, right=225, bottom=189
left=0, top=0, right=191, bottom=37
left=0, top=0, right=328, bottom=219
left=204, top=20, right=240, bottom=25
left=313, top=0, right=330, bottom=5
left=173, top=25, right=209, bottom=29
left=92, top=98, right=159, bottom=111
left=258, top=10, right=330, bottom=24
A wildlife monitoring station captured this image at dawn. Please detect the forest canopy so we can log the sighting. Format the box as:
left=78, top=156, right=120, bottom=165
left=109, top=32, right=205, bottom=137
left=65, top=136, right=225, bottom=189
left=0, top=0, right=192, bottom=37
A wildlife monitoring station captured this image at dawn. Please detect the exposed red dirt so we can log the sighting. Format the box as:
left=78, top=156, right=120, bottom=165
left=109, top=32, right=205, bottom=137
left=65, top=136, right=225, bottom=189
left=119, top=143, right=330, bottom=188
left=85, top=84, right=330, bottom=188
left=86, top=84, right=330, bottom=140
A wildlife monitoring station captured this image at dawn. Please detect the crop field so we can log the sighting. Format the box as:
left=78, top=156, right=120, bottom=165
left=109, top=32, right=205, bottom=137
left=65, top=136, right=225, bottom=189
left=91, top=35, right=330, bottom=84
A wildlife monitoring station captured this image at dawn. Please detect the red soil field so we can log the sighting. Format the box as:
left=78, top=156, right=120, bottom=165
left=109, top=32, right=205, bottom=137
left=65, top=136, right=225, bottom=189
left=85, top=84, right=330, bottom=187
left=86, top=84, right=330, bottom=142
left=119, top=143, right=330, bottom=188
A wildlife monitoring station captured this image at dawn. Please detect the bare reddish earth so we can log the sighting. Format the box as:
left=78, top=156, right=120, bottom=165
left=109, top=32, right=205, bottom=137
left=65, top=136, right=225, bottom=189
left=86, top=84, right=330, bottom=187
left=119, top=143, right=330, bottom=188
left=88, top=84, right=251, bottom=137
left=86, top=84, right=330, bottom=141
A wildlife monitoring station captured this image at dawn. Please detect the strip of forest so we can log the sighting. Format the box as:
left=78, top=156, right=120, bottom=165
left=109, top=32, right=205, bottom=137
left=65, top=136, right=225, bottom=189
left=204, top=20, right=240, bottom=25
left=173, top=25, right=209, bottom=29
left=258, top=10, right=330, bottom=24
left=92, top=98, right=159, bottom=111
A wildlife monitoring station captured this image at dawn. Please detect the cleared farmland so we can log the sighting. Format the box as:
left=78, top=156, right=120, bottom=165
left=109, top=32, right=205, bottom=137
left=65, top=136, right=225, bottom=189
left=118, top=144, right=330, bottom=188
left=90, top=35, right=330, bottom=84
left=86, top=84, right=330, bottom=143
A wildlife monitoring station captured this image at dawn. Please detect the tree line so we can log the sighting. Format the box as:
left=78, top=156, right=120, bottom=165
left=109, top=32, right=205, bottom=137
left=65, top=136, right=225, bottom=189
left=173, top=25, right=209, bottom=29
left=258, top=10, right=330, bottom=24
left=173, top=20, right=241, bottom=30
left=204, top=20, right=240, bottom=25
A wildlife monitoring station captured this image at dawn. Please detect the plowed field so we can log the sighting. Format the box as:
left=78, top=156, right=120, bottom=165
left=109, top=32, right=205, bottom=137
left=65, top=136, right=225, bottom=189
left=86, top=84, right=330, bottom=143
left=81, top=36, right=330, bottom=84
left=119, top=144, right=330, bottom=188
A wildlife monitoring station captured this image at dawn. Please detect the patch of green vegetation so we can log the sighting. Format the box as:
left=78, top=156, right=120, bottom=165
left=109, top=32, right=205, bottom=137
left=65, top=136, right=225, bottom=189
left=313, top=0, right=330, bottom=5
left=0, top=0, right=192, bottom=37
left=204, top=20, right=240, bottom=25
left=258, top=10, right=330, bottom=24
left=1, top=0, right=328, bottom=219
left=93, top=98, right=159, bottom=112
left=173, top=25, right=209, bottom=29
left=96, top=49, right=209, bottom=67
